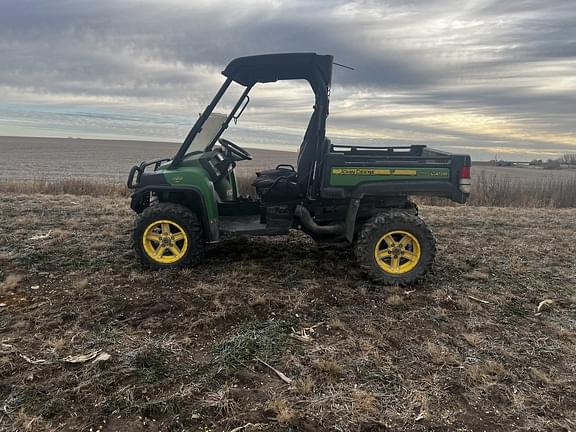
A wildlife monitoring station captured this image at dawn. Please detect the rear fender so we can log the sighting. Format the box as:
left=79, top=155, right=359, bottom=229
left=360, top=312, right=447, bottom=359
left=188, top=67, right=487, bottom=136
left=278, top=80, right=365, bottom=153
left=343, top=194, right=419, bottom=243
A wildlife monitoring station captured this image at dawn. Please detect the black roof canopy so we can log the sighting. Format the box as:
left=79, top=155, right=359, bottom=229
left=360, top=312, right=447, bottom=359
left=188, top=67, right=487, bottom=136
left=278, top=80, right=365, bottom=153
left=171, top=53, right=333, bottom=172
left=222, top=53, right=333, bottom=87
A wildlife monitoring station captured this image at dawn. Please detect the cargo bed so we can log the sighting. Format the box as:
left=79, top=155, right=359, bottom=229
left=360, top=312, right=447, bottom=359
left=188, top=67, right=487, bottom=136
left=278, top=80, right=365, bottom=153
left=319, top=144, right=471, bottom=203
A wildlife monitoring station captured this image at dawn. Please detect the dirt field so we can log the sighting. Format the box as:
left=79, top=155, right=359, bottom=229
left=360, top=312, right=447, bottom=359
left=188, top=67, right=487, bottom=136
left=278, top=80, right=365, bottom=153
left=0, top=136, right=296, bottom=181
left=1, top=193, right=575, bottom=431
left=2, top=136, right=575, bottom=183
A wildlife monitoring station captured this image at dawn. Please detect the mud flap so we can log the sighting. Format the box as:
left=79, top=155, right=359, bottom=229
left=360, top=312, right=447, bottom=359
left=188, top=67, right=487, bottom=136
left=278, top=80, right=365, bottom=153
left=345, top=198, right=361, bottom=242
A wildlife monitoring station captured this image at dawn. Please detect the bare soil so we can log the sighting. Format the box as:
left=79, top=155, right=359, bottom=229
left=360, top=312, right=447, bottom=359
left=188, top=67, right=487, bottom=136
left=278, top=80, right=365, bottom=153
left=2, top=136, right=575, bottom=182
left=0, top=136, right=296, bottom=181
left=1, top=194, right=575, bottom=431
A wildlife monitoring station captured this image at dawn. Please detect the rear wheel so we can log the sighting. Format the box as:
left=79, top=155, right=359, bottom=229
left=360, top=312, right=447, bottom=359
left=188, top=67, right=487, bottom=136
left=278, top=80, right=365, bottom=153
left=133, top=203, right=204, bottom=269
left=355, top=211, right=435, bottom=285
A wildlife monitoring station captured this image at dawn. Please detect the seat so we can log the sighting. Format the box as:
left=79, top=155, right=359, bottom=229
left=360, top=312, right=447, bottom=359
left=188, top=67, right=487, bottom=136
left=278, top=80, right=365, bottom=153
left=252, top=111, right=319, bottom=200
left=252, top=174, right=302, bottom=200
left=255, top=164, right=296, bottom=180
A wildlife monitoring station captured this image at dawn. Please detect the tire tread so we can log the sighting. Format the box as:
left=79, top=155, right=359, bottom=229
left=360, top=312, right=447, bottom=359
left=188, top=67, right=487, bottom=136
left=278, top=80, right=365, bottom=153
left=132, top=203, right=204, bottom=269
left=354, top=210, right=436, bottom=285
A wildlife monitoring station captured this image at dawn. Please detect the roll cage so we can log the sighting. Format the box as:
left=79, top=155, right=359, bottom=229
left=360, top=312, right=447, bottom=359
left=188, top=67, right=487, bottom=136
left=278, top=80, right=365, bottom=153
left=170, top=53, right=334, bottom=182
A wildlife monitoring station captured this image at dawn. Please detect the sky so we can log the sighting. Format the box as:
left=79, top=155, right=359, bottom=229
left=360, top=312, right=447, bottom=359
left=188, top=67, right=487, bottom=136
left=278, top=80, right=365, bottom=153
left=1, top=0, right=575, bottom=161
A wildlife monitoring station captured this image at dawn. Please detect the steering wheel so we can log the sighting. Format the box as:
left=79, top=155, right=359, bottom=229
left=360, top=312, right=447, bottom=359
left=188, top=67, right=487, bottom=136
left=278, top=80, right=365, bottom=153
left=218, top=138, right=252, bottom=161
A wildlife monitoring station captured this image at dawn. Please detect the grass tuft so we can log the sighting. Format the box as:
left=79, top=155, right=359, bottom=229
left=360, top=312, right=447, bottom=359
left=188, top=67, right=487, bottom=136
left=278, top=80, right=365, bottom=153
left=328, top=317, right=347, bottom=331
left=75, top=278, right=89, bottom=289
left=267, top=399, right=296, bottom=425
left=314, top=358, right=345, bottom=376
left=529, top=367, right=552, bottom=385
left=128, top=347, right=172, bottom=382
left=214, top=320, right=291, bottom=371
left=386, top=294, right=404, bottom=306
left=467, top=360, right=509, bottom=384
left=351, top=390, right=378, bottom=416
left=294, top=376, right=315, bottom=395
left=0, top=274, right=23, bottom=294
left=426, top=342, right=460, bottom=366
left=203, top=387, right=237, bottom=416
left=462, top=333, right=485, bottom=347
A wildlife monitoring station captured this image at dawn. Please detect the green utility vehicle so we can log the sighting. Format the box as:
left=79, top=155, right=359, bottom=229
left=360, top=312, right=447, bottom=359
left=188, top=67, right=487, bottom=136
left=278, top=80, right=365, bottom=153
left=128, top=53, right=471, bottom=284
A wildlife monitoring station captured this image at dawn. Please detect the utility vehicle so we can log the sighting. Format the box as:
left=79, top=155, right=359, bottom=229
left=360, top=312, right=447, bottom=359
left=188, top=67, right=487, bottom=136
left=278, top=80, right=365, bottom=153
left=128, top=53, right=471, bottom=284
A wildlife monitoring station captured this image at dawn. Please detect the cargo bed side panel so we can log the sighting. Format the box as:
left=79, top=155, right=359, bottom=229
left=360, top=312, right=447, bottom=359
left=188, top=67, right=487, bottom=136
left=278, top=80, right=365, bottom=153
left=318, top=146, right=470, bottom=203
left=329, top=166, right=451, bottom=187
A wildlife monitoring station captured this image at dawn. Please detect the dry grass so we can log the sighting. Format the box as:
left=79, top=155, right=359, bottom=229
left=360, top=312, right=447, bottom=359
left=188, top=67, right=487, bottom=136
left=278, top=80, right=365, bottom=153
left=467, top=360, right=509, bottom=385
left=351, top=390, right=378, bottom=416
left=2, top=169, right=576, bottom=208
left=0, top=195, right=575, bottom=431
left=426, top=342, right=460, bottom=366
left=327, top=317, right=346, bottom=331
left=529, top=367, right=553, bottom=385
left=0, top=274, right=23, bottom=294
left=75, top=278, right=89, bottom=289
left=462, top=332, right=485, bottom=347
left=294, top=376, right=315, bottom=395
left=314, top=358, right=345, bottom=376
left=203, top=387, right=237, bottom=416
left=386, top=293, right=404, bottom=305
left=471, top=172, right=576, bottom=207
left=418, top=171, right=576, bottom=208
left=43, top=337, right=67, bottom=353
left=0, top=178, right=129, bottom=197
left=1, top=135, right=575, bottom=206
left=267, top=399, right=296, bottom=425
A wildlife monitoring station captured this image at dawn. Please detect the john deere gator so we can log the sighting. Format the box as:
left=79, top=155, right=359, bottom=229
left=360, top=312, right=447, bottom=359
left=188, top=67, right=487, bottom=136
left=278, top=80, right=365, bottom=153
left=127, top=53, right=471, bottom=284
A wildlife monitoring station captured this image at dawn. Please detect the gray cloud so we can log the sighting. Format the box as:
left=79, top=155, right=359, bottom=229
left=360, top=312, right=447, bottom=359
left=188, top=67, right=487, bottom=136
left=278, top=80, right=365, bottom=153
left=0, top=0, right=575, bottom=159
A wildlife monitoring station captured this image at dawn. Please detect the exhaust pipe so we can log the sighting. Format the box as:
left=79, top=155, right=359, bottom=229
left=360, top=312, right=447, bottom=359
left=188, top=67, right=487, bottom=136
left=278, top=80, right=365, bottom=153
left=295, top=205, right=345, bottom=235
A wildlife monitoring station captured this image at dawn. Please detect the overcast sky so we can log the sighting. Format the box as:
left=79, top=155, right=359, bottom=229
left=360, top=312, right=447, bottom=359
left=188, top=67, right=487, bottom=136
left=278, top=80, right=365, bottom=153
left=1, top=0, right=575, bottom=160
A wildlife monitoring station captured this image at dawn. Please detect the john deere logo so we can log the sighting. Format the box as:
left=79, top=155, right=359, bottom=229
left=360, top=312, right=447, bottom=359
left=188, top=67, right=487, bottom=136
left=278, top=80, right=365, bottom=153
left=331, top=168, right=417, bottom=176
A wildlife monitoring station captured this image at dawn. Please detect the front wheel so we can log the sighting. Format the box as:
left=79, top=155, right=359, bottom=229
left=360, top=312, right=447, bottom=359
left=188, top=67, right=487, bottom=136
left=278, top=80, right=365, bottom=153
left=133, top=203, right=204, bottom=269
left=355, top=211, right=436, bottom=285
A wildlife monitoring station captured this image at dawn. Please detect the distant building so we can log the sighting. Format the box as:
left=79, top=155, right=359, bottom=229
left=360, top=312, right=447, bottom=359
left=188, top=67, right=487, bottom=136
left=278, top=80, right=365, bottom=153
left=490, top=159, right=514, bottom=167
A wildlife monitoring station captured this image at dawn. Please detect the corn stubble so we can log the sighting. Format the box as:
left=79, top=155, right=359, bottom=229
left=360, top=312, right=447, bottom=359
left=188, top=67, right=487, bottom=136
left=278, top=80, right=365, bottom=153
left=0, top=189, right=575, bottom=431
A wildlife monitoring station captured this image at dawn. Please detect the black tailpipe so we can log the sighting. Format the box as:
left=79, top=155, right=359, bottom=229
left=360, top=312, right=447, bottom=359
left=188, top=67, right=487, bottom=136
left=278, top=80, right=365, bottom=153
left=295, top=205, right=345, bottom=235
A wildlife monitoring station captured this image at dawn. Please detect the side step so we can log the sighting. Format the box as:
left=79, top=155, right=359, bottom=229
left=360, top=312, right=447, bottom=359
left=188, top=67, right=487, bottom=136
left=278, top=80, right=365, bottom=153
left=219, top=215, right=289, bottom=236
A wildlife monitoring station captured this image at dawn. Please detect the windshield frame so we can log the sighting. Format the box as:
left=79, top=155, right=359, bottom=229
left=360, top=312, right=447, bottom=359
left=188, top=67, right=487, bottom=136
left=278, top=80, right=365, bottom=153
left=183, top=112, right=228, bottom=157
left=170, top=79, right=252, bottom=167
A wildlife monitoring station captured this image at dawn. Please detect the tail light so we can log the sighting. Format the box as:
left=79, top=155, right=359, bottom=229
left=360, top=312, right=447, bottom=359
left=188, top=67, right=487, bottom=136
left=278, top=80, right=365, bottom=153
left=459, top=165, right=471, bottom=193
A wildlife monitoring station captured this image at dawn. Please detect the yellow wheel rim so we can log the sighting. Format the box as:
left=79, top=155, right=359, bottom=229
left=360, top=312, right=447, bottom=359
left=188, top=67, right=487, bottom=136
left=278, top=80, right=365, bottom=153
left=142, top=220, right=188, bottom=264
left=374, top=230, right=421, bottom=275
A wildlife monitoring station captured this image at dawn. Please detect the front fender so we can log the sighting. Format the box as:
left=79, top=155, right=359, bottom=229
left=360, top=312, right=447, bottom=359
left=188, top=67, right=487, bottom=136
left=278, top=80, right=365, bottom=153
left=130, top=185, right=219, bottom=242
